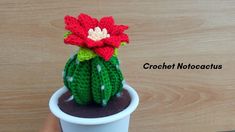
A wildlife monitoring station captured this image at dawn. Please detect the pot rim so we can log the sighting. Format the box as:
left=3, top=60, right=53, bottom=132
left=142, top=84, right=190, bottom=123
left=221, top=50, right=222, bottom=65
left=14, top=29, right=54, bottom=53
left=49, top=83, right=139, bottom=125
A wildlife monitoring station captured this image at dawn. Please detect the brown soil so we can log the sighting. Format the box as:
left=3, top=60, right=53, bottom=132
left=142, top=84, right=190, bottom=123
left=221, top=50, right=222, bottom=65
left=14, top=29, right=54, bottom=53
left=58, top=89, right=131, bottom=118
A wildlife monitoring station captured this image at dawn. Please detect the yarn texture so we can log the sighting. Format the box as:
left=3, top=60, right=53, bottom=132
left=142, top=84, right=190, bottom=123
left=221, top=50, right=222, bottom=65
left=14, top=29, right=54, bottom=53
left=63, top=13, right=129, bottom=106
left=64, top=13, right=129, bottom=61
left=63, top=54, right=124, bottom=106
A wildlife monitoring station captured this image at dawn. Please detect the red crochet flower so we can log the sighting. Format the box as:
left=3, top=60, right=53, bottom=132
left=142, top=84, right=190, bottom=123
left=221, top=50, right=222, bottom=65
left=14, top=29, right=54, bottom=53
left=64, top=13, right=129, bottom=61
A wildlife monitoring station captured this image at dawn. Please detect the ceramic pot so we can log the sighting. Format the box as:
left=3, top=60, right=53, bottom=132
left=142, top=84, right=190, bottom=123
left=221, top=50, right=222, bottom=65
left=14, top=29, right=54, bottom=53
left=49, top=83, right=139, bottom=132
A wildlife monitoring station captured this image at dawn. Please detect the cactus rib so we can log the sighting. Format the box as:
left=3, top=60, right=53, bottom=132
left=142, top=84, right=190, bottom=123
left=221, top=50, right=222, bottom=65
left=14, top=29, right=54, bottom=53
left=63, top=54, right=125, bottom=106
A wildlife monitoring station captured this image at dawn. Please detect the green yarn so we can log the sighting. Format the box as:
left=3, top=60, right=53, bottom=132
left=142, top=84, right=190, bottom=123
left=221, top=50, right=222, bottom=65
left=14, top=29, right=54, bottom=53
left=113, top=42, right=127, bottom=57
left=63, top=54, right=77, bottom=91
left=77, top=47, right=97, bottom=62
left=103, top=56, right=123, bottom=96
left=70, top=60, right=92, bottom=105
left=121, top=42, right=127, bottom=46
left=63, top=54, right=124, bottom=106
left=113, top=48, right=118, bottom=57
left=64, top=31, right=72, bottom=38
left=91, top=57, right=112, bottom=106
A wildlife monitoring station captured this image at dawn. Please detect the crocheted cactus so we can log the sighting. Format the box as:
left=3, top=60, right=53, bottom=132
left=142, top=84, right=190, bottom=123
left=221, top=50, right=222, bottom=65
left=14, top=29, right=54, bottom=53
left=62, top=13, right=129, bottom=106
left=63, top=54, right=124, bottom=106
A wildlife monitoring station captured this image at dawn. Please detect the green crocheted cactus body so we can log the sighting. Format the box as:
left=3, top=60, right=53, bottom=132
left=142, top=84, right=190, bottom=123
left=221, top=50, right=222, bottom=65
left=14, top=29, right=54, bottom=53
left=63, top=54, right=124, bottom=106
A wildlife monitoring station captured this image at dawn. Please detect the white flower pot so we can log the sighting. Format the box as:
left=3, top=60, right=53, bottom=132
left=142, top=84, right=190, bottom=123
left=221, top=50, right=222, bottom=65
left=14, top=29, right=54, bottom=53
left=49, top=83, right=139, bottom=132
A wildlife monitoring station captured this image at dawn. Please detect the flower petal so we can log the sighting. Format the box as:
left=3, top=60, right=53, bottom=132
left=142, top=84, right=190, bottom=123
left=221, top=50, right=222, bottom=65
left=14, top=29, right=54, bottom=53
left=103, top=33, right=129, bottom=47
left=94, top=46, right=114, bottom=61
left=99, top=16, right=114, bottom=33
left=119, top=33, right=129, bottom=43
left=64, top=15, right=77, bottom=25
left=64, top=34, right=85, bottom=47
left=78, top=13, right=98, bottom=31
left=111, top=25, right=128, bottom=35
left=64, top=15, right=86, bottom=38
left=86, top=38, right=104, bottom=48
left=103, top=36, right=121, bottom=48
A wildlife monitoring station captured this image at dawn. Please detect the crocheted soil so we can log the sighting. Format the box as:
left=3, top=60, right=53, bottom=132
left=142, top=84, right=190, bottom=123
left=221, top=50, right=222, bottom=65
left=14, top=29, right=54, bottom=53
left=58, top=89, right=131, bottom=118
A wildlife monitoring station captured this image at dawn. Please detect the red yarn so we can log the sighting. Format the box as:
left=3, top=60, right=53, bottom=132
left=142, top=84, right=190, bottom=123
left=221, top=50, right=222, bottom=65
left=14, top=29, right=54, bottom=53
left=103, top=36, right=121, bottom=48
left=64, top=13, right=129, bottom=61
left=64, top=16, right=87, bottom=38
left=111, top=25, right=128, bottom=35
left=99, top=16, right=114, bottom=33
left=64, top=34, right=85, bottom=47
left=78, top=13, right=98, bottom=31
left=86, top=38, right=104, bottom=48
left=94, top=46, right=114, bottom=61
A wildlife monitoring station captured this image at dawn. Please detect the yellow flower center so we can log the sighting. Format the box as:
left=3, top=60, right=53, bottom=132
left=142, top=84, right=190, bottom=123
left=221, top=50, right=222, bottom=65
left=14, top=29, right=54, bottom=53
left=87, top=27, right=110, bottom=41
